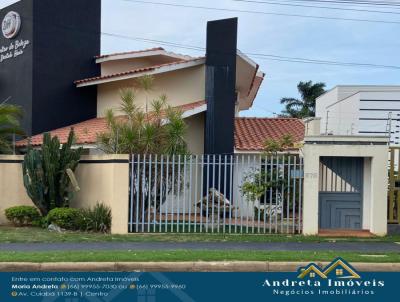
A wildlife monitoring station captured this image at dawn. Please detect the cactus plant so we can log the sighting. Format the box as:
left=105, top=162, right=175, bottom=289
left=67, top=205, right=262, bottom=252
left=22, top=130, right=82, bottom=215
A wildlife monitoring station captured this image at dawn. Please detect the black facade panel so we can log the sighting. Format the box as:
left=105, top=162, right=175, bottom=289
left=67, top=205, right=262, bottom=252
left=204, top=18, right=237, bottom=155
left=0, top=0, right=34, bottom=134
left=32, top=0, right=100, bottom=135
left=203, top=18, right=237, bottom=200
left=0, top=0, right=100, bottom=136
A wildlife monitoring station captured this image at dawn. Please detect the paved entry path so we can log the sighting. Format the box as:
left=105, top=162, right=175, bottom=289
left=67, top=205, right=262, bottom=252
left=0, top=242, right=400, bottom=252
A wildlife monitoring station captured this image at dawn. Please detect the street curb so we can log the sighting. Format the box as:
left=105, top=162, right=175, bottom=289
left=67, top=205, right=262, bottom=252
left=1, top=262, right=400, bottom=272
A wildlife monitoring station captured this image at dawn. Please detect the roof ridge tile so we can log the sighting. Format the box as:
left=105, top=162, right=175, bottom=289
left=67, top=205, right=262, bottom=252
left=95, top=47, right=165, bottom=59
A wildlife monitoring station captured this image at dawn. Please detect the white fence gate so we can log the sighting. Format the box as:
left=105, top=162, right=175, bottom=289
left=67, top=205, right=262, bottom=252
left=128, top=154, right=303, bottom=234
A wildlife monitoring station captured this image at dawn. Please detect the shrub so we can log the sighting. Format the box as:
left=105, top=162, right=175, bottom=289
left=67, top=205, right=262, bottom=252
left=5, top=206, right=41, bottom=226
left=22, top=130, right=82, bottom=216
left=46, top=204, right=112, bottom=233
left=32, top=216, right=49, bottom=229
left=81, top=203, right=112, bottom=233
left=47, top=208, right=82, bottom=230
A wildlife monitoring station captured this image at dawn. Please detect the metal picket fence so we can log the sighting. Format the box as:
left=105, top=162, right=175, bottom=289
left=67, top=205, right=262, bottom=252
left=389, top=147, right=400, bottom=224
left=128, top=154, right=303, bottom=234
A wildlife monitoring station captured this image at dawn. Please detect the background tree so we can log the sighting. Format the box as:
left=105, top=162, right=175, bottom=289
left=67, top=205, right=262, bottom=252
left=23, top=130, right=82, bottom=215
left=280, top=81, right=326, bottom=118
left=0, top=100, right=24, bottom=154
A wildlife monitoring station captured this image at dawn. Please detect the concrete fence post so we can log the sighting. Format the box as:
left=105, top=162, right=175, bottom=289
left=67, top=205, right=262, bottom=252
left=72, top=155, right=130, bottom=234
left=302, top=146, right=320, bottom=235
left=0, top=155, right=33, bottom=224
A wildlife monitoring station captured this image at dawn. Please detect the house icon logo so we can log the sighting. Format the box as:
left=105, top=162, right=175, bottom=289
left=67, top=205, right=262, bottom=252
left=297, top=257, right=361, bottom=279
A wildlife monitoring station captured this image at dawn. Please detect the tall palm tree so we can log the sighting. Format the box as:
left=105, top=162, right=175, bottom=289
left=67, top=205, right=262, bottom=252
left=280, top=81, right=326, bottom=118
left=0, top=100, right=24, bottom=154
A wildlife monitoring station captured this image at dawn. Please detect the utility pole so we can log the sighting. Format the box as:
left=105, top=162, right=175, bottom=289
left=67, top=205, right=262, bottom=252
left=386, top=112, right=393, bottom=145
left=325, top=111, right=330, bottom=135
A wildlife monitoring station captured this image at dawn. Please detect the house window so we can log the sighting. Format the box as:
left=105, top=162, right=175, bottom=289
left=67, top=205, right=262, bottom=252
left=309, top=272, right=316, bottom=278
left=336, top=269, right=343, bottom=276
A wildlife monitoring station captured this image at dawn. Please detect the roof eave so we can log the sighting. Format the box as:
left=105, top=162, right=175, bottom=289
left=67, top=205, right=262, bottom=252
left=237, top=50, right=258, bottom=70
left=76, top=58, right=206, bottom=87
left=181, top=104, right=207, bottom=119
left=238, top=71, right=265, bottom=111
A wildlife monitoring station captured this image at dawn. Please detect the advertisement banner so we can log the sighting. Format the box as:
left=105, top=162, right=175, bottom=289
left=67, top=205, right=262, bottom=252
left=0, top=258, right=397, bottom=302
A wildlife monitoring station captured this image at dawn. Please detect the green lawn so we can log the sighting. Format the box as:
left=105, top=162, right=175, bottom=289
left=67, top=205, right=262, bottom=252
left=1, top=226, right=400, bottom=243
left=0, top=250, right=399, bottom=263
left=1, top=227, right=400, bottom=263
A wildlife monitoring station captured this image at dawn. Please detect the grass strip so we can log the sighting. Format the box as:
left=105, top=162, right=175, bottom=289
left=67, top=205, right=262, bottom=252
left=0, top=250, right=399, bottom=263
left=1, top=227, right=400, bottom=243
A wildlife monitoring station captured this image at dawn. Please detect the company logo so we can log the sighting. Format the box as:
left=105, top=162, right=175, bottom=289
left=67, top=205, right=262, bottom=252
left=297, top=258, right=361, bottom=279
left=2, top=11, right=21, bottom=39
left=262, top=257, right=384, bottom=297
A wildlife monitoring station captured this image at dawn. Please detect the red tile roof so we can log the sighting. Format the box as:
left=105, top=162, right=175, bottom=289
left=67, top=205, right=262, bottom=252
left=95, top=47, right=165, bottom=59
left=18, top=114, right=305, bottom=152
left=234, top=118, right=305, bottom=151
left=75, top=58, right=205, bottom=85
left=16, top=101, right=206, bottom=147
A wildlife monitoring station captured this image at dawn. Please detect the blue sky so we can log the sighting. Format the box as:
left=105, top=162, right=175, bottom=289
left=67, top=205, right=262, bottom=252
left=1, top=0, right=399, bottom=117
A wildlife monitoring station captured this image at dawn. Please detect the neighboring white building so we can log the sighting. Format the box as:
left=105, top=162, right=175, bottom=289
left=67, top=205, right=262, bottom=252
left=316, top=85, right=400, bottom=145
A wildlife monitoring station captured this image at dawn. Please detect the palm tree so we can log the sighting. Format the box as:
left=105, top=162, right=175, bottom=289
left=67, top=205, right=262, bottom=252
left=0, top=100, right=24, bottom=154
left=137, top=74, right=154, bottom=115
left=280, top=81, right=326, bottom=118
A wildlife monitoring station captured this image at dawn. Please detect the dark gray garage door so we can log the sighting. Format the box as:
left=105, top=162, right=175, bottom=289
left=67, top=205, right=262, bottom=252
left=319, top=193, right=362, bottom=229
left=319, top=157, right=364, bottom=230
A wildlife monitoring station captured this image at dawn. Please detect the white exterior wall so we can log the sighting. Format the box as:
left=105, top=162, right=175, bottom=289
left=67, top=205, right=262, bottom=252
left=232, top=155, right=261, bottom=218
left=358, top=91, right=400, bottom=144
left=159, top=154, right=261, bottom=222
left=316, top=86, right=400, bottom=145
left=325, top=93, right=359, bottom=135
left=316, top=87, right=338, bottom=123
left=160, top=154, right=267, bottom=220
left=304, top=118, right=321, bottom=136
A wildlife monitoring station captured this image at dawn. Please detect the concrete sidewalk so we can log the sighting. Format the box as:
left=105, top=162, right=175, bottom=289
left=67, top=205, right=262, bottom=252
left=1, top=261, right=400, bottom=272
left=1, top=241, right=400, bottom=252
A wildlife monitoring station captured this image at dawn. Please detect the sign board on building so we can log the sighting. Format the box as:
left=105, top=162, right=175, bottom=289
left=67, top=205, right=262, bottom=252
left=0, top=0, right=100, bottom=136
left=0, top=11, right=30, bottom=63
left=2, top=11, right=21, bottom=39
